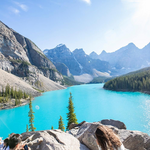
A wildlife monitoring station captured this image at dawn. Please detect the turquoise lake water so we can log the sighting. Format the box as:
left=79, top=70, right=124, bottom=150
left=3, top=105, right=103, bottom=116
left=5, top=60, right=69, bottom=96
left=0, top=83, right=150, bottom=138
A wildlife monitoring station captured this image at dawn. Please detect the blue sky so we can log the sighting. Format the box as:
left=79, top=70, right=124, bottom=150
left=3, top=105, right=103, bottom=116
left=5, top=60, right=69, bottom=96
left=0, top=0, right=150, bottom=54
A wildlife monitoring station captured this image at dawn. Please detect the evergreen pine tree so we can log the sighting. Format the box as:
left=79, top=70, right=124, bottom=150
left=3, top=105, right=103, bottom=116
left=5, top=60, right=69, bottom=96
left=5, top=84, right=10, bottom=97
left=2, top=86, right=4, bottom=97
left=24, top=92, right=28, bottom=99
left=26, top=124, right=29, bottom=132
left=15, top=98, right=18, bottom=106
left=24, top=92, right=26, bottom=99
left=28, top=96, right=36, bottom=131
left=11, top=87, right=14, bottom=98
left=66, top=92, right=78, bottom=129
left=58, top=116, right=65, bottom=131
left=14, top=88, right=17, bottom=99
left=0, top=88, right=2, bottom=97
left=51, top=126, right=54, bottom=130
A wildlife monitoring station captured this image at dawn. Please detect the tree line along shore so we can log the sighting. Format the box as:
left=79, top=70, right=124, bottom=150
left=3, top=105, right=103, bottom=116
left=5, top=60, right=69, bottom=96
left=0, top=84, right=29, bottom=109
left=104, top=68, right=150, bottom=93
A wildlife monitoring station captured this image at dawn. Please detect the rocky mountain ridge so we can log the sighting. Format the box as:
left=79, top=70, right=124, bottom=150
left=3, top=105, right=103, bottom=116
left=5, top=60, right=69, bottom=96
left=90, top=42, right=150, bottom=75
left=44, top=45, right=111, bottom=83
left=44, top=44, right=81, bottom=76
left=0, top=21, right=64, bottom=94
left=44, top=41, right=150, bottom=83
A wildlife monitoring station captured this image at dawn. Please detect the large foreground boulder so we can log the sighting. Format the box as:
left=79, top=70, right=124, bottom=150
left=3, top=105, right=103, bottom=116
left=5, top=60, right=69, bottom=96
left=20, top=120, right=150, bottom=150
left=118, top=129, right=150, bottom=150
left=21, top=129, right=89, bottom=150
left=73, top=121, right=150, bottom=150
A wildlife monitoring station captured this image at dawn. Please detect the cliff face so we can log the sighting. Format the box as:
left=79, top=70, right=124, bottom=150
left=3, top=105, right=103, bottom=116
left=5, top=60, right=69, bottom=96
left=0, top=21, right=63, bottom=89
left=73, top=48, right=111, bottom=75
left=44, top=44, right=82, bottom=75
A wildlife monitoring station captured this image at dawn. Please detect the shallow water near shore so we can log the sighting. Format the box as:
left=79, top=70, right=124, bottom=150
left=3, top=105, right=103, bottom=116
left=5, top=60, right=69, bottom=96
left=0, top=83, right=150, bottom=138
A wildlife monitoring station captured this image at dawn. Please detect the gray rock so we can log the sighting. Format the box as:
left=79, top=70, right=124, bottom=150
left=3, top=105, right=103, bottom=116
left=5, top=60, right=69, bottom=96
left=21, top=130, right=89, bottom=150
left=74, top=121, right=150, bottom=150
left=118, top=129, right=150, bottom=150
left=100, top=119, right=127, bottom=129
left=76, top=122, right=100, bottom=150
left=68, top=121, right=86, bottom=130
left=13, top=120, right=150, bottom=150
left=68, top=127, right=80, bottom=137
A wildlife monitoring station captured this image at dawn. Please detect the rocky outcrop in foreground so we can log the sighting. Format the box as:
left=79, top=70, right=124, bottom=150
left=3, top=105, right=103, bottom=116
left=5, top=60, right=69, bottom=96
left=21, top=120, right=150, bottom=150
left=21, top=130, right=89, bottom=150
left=73, top=121, right=150, bottom=150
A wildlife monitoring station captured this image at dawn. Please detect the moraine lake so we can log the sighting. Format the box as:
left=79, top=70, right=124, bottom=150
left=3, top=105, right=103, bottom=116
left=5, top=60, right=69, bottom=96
left=0, top=83, right=150, bottom=138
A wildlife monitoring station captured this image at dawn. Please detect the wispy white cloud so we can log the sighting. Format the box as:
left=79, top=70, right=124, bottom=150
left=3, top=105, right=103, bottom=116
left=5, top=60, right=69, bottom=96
left=81, top=0, right=91, bottom=5
left=14, top=2, right=28, bottom=11
left=10, top=7, right=20, bottom=14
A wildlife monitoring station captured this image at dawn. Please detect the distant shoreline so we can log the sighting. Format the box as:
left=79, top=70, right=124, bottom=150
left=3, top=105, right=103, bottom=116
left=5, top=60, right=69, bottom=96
left=103, top=87, right=150, bottom=95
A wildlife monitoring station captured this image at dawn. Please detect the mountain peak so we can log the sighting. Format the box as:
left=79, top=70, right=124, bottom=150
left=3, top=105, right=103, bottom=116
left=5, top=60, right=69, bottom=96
left=89, top=51, right=99, bottom=59
left=56, top=44, right=66, bottom=48
left=43, top=44, right=72, bottom=57
left=127, top=42, right=136, bottom=47
left=90, top=51, right=98, bottom=55
left=73, top=48, right=85, bottom=55
left=115, top=42, right=138, bottom=53
left=101, top=50, right=107, bottom=55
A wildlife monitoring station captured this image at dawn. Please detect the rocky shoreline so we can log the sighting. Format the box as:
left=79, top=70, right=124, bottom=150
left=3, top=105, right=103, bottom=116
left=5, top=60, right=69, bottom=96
left=0, top=85, right=66, bottom=111
left=0, top=97, right=35, bottom=110
left=19, top=119, right=150, bottom=150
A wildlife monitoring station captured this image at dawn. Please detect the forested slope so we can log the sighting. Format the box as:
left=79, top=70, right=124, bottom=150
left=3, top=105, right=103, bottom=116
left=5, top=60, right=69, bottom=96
left=103, top=67, right=150, bottom=93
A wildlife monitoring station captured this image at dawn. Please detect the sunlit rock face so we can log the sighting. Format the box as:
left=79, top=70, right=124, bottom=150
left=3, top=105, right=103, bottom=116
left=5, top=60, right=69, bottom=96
left=0, top=21, right=64, bottom=88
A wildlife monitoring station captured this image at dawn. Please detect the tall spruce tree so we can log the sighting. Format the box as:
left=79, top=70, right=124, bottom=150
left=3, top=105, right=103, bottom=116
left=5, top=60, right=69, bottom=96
left=51, top=126, right=54, bottom=130
left=28, top=96, right=36, bottom=131
left=2, top=86, right=4, bottom=97
left=11, top=87, right=14, bottom=98
left=58, top=116, right=65, bottom=131
left=26, top=124, right=29, bottom=132
left=66, top=92, right=78, bottom=129
left=0, top=88, right=2, bottom=97
left=15, top=98, right=18, bottom=106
